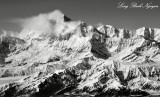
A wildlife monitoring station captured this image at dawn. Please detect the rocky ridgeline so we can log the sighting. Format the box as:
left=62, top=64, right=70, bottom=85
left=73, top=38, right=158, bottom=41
left=0, top=10, right=160, bottom=96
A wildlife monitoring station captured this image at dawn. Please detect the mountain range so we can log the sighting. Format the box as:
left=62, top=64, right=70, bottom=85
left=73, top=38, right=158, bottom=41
left=0, top=10, right=160, bottom=97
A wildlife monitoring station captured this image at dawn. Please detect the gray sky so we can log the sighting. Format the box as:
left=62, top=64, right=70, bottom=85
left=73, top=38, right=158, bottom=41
left=0, top=0, right=160, bottom=33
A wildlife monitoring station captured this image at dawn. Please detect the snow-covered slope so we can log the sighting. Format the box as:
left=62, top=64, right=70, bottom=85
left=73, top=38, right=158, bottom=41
left=0, top=10, right=160, bottom=96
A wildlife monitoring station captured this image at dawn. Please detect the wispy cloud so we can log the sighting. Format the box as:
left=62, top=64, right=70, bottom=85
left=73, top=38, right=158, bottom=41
left=12, top=10, right=64, bottom=33
left=8, top=9, right=66, bottom=39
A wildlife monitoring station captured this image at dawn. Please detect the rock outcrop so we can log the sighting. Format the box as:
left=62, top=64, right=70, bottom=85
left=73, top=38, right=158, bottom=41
left=0, top=10, right=160, bottom=96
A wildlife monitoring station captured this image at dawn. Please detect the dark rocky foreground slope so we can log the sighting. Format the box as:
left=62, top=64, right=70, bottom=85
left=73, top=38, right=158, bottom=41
left=0, top=10, right=160, bottom=97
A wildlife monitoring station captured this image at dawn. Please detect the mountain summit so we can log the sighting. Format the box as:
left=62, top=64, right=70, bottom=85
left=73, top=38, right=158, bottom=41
left=0, top=10, right=160, bottom=97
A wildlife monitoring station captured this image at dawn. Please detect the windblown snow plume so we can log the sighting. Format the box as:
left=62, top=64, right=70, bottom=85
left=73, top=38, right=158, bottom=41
left=13, top=10, right=80, bottom=40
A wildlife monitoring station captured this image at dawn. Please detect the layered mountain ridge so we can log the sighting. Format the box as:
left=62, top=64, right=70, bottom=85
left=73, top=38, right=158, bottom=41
left=0, top=10, right=160, bottom=96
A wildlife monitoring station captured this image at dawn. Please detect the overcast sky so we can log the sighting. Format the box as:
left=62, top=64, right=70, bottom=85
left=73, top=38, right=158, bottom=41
left=0, top=0, right=160, bottom=33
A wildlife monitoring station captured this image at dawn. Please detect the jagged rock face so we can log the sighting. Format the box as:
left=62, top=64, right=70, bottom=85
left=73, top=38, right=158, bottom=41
left=97, top=25, right=119, bottom=38
left=0, top=10, right=160, bottom=96
left=97, top=25, right=132, bottom=39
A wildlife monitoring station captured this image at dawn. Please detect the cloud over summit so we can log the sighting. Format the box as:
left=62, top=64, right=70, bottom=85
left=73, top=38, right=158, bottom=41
left=10, top=10, right=70, bottom=39
left=15, top=10, right=64, bottom=32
